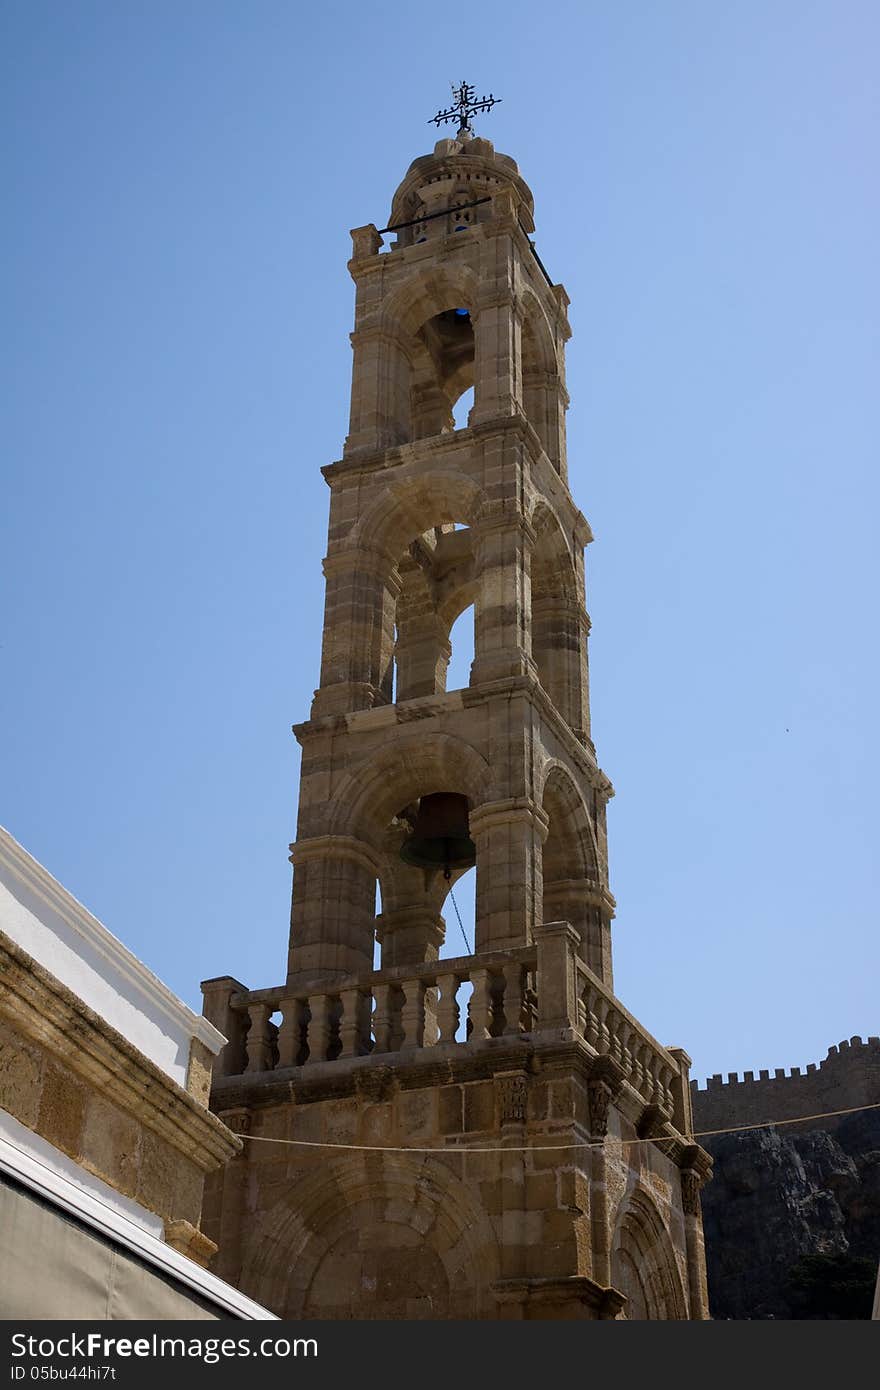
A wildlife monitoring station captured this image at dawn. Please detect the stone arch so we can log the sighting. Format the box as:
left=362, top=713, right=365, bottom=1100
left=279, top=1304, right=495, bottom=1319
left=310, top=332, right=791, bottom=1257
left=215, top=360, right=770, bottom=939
left=539, top=761, right=599, bottom=883
left=240, top=1150, right=500, bottom=1319
left=381, top=265, right=482, bottom=341
left=371, top=267, right=482, bottom=444
left=611, top=1186, right=689, bottom=1320
left=349, top=472, right=487, bottom=560
left=530, top=500, right=585, bottom=730
left=520, top=288, right=565, bottom=470
left=330, top=730, right=494, bottom=844
left=325, top=476, right=485, bottom=707
left=539, top=762, right=610, bottom=980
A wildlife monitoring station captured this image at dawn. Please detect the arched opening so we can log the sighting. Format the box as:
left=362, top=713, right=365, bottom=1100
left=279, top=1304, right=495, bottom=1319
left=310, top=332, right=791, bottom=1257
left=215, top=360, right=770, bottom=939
left=452, top=384, right=474, bottom=430
left=444, top=603, right=474, bottom=692
left=392, top=520, right=476, bottom=703
left=439, top=867, right=475, bottom=1041
left=540, top=764, right=610, bottom=982
left=410, top=308, right=475, bottom=441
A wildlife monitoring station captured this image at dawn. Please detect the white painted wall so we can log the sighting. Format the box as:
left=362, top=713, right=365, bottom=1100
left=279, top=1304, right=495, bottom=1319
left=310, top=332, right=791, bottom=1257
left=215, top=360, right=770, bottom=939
left=0, top=826, right=224, bottom=1089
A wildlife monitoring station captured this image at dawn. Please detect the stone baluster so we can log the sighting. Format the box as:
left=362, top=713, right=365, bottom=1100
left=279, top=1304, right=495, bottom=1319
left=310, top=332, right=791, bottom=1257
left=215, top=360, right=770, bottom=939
left=371, top=984, right=394, bottom=1053
left=619, top=1022, right=635, bottom=1083
left=399, top=978, right=426, bottom=1050
left=582, top=983, right=599, bottom=1049
left=436, top=973, right=460, bottom=1043
left=340, top=988, right=366, bottom=1058
left=469, top=968, right=494, bottom=1041
left=502, top=960, right=524, bottom=1036
left=659, top=1063, right=675, bottom=1117
left=277, top=997, right=304, bottom=1068
left=307, top=993, right=333, bottom=1063
left=245, top=1003, right=274, bottom=1073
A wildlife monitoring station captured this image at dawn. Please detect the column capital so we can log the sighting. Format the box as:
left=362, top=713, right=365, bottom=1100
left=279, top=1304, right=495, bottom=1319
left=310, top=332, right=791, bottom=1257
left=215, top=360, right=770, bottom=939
left=469, top=797, right=550, bottom=842
left=289, top=834, right=381, bottom=878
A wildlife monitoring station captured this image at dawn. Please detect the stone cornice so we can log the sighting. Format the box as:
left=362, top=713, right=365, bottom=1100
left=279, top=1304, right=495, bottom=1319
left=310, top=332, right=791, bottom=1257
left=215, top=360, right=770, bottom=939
left=0, top=929, right=240, bottom=1173
left=291, top=673, right=614, bottom=803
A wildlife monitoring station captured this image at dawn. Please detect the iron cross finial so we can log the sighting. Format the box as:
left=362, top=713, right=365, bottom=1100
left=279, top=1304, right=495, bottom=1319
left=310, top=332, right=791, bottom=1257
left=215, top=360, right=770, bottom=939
left=429, top=81, right=501, bottom=137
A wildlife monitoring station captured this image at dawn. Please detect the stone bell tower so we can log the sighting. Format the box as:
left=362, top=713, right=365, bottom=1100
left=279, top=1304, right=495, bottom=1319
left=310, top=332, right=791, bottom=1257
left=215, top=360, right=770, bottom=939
left=200, top=103, right=713, bottom=1320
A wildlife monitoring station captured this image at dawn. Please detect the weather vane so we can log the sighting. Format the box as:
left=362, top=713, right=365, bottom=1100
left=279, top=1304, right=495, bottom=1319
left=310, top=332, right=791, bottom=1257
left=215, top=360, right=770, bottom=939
left=429, top=81, right=501, bottom=137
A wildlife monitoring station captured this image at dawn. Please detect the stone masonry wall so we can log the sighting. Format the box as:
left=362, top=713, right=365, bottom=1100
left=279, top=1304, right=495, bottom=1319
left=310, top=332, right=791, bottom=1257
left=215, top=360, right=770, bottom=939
left=691, top=1036, right=880, bottom=1137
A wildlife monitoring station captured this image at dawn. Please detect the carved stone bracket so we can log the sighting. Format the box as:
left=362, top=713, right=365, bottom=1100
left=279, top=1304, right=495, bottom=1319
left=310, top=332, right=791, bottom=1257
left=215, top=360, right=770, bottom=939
left=680, top=1170, right=702, bottom=1216
left=496, top=1070, right=529, bottom=1125
left=587, top=1055, right=624, bottom=1139
left=679, top=1142, right=713, bottom=1214
left=220, top=1107, right=252, bottom=1146
left=637, top=1104, right=668, bottom=1140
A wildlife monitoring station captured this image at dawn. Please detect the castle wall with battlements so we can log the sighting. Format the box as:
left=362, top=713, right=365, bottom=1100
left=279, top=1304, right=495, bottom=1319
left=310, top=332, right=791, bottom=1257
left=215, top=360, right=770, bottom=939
left=691, top=1036, right=880, bottom=1136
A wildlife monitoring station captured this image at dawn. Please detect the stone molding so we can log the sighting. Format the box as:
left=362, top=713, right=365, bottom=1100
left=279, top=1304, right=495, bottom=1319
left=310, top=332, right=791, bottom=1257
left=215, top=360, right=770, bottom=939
left=288, top=835, right=382, bottom=878
left=468, top=798, right=551, bottom=842
left=492, top=1275, right=625, bottom=1320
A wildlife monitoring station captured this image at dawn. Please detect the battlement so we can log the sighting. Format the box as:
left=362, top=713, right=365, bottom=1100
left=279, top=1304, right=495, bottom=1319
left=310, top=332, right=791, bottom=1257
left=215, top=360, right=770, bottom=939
left=691, top=1036, right=880, bottom=1136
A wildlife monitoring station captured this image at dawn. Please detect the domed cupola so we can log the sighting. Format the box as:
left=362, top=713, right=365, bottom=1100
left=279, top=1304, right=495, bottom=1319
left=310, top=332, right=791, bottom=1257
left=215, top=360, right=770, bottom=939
left=387, top=134, right=535, bottom=247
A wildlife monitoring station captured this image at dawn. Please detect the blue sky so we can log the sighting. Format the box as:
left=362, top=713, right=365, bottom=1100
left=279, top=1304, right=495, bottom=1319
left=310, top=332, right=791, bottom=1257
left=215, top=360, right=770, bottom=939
left=2, top=1, right=877, bottom=1084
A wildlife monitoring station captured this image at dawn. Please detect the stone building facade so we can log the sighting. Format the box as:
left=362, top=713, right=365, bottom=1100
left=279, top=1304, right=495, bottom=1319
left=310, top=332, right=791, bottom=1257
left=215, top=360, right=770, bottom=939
left=201, top=127, right=712, bottom=1319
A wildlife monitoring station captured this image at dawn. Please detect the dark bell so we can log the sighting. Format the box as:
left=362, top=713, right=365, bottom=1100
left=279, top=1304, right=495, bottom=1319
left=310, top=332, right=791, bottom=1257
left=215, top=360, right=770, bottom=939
left=399, top=793, right=476, bottom=875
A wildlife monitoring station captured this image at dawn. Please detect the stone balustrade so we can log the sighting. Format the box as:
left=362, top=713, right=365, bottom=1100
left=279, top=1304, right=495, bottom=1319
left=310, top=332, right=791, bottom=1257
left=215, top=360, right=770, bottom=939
left=575, top=960, right=679, bottom=1120
left=209, top=947, right=538, bottom=1078
left=204, top=923, right=685, bottom=1130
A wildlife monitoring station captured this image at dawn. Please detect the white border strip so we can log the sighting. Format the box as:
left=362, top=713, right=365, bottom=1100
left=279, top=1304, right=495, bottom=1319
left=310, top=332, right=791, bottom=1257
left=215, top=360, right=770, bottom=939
left=0, top=1118, right=276, bottom=1321
left=0, top=827, right=224, bottom=1055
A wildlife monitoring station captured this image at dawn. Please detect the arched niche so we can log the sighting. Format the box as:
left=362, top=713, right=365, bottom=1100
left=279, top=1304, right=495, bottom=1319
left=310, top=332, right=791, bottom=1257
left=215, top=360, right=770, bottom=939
left=240, top=1151, right=500, bottom=1319
left=611, top=1188, right=689, bottom=1320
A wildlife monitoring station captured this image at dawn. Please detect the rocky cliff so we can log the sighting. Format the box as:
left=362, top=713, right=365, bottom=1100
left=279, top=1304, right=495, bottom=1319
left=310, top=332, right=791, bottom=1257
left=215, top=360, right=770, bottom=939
left=692, top=1039, right=880, bottom=1319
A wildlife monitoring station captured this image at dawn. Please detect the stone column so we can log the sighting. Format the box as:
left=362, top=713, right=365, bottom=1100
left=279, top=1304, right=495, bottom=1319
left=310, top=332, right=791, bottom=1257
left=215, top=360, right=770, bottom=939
left=344, top=321, right=412, bottom=454
left=496, top=1070, right=529, bottom=1279
left=680, top=1144, right=713, bottom=1320
left=471, top=799, right=548, bottom=953
left=586, top=1059, right=624, bottom=1291
left=287, top=835, right=379, bottom=986
left=311, top=549, right=399, bottom=717
left=471, top=508, right=536, bottom=686
left=471, top=222, right=522, bottom=424
left=531, top=598, right=591, bottom=741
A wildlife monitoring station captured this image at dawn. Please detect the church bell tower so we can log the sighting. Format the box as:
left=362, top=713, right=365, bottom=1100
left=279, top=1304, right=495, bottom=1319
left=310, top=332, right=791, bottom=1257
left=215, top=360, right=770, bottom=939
left=201, top=93, right=713, bottom=1320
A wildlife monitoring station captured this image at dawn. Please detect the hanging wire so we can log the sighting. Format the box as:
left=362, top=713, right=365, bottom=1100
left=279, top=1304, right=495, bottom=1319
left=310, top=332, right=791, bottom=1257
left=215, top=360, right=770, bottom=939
left=235, top=1100, right=880, bottom=1156
left=446, top=879, right=473, bottom=955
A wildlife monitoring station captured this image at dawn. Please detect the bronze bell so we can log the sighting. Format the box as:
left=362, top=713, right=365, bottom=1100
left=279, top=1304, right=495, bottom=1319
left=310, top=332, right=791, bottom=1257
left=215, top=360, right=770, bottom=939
left=399, top=793, right=476, bottom=876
